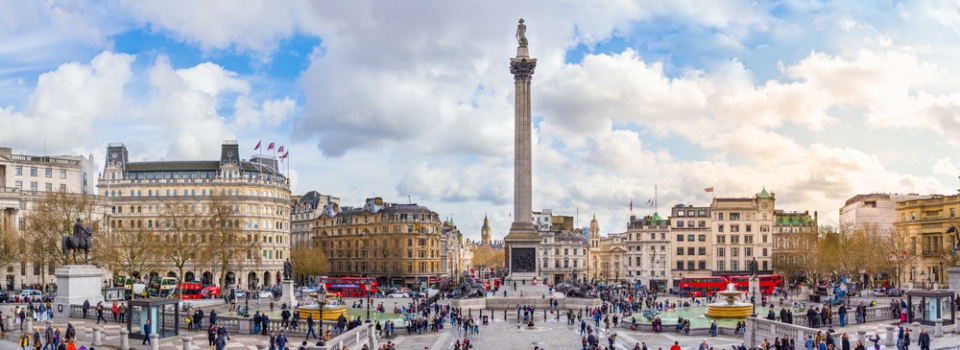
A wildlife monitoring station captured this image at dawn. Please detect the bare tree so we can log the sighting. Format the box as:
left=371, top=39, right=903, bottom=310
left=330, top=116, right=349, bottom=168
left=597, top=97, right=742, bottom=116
left=158, top=202, right=206, bottom=298
left=290, top=244, right=331, bottom=284
left=204, top=190, right=261, bottom=295
left=880, top=226, right=919, bottom=290
left=99, top=221, right=163, bottom=280
left=21, top=191, right=106, bottom=291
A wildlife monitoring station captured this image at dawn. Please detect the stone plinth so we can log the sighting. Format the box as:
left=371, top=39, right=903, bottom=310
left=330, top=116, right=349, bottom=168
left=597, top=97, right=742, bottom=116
left=53, top=264, right=105, bottom=319
left=949, top=266, right=960, bottom=291
left=281, top=279, right=296, bottom=305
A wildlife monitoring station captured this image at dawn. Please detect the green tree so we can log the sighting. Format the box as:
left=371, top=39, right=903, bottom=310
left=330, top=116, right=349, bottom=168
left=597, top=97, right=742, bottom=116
left=290, top=244, right=331, bottom=284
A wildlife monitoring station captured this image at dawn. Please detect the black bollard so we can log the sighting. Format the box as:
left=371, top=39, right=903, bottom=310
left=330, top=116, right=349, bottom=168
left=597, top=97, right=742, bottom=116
left=544, top=309, right=546, bottom=321
left=504, top=309, right=507, bottom=319
left=469, top=308, right=472, bottom=317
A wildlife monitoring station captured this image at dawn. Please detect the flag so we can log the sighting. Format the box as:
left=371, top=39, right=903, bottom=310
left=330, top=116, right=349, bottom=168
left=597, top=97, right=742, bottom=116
left=268, top=142, right=275, bottom=151
left=902, top=250, right=909, bottom=258
left=278, top=146, right=284, bottom=153
left=254, top=140, right=261, bottom=150
left=889, top=251, right=896, bottom=262
left=282, top=151, right=289, bottom=159
left=646, top=199, right=652, bottom=205
left=705, top=187, right=714, bottom=193
left=629, top=199, right=633, bottom=211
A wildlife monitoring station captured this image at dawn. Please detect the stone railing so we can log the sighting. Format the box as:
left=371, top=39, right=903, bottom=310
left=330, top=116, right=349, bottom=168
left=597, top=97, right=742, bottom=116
left=305, top=323, right=375, bottom=350
left=767, top=305, right=897, bottom=327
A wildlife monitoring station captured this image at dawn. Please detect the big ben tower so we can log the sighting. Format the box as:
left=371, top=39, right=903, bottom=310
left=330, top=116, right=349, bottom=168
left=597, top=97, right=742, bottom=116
left=481, top=214, right=492, bottom=246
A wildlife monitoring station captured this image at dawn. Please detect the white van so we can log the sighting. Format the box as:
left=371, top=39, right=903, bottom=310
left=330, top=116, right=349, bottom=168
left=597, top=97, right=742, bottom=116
left=10, top=289, right=42, bottom=302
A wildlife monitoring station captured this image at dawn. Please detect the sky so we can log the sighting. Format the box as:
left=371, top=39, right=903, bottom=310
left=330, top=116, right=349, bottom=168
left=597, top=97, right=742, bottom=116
left=3, top=1, right=960, bottom=242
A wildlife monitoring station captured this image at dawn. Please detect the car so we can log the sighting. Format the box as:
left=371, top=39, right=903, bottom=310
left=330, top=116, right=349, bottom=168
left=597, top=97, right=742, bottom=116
left=0, top=291, right=7, bottom=303
left=386, top=293, right=408, bottom=298
left=201, top=286, right=220, bottom=299
left=9, top=289, right=42, bottom=303
left=234, top=290, right=246, bottom=299
left=258, top=290, right=273, bottom=299
left=43, top=291, right=57, bottom=302
left=886, top=288, right=901, bottom=297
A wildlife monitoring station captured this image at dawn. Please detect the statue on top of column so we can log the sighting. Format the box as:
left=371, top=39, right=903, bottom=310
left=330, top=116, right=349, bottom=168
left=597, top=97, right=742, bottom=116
left=516, top=18, right=528, bottom=48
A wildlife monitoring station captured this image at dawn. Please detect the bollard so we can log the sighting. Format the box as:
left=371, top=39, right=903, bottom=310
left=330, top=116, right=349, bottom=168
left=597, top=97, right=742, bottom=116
left=911, top=321, right=921, bottom=337
left=884, top=325, right=895, bottom=346
left=856, top=329, right=867, bottom=344
left=256, top=343, right=268, bottom=350
left=182, top=335, right=193, bottom=350
left=93, top=326, right=102, bottom=346
left=150, top=333, right=159, bottom=350
left=504, top=310, right=507, bottom=319
left=543, top=309, right=546, bottom=321
left=935, top=318, right=943, bottom=337
left=119, top=329, right=130, bottom=350
left=469, top=308, right=472, bottom=317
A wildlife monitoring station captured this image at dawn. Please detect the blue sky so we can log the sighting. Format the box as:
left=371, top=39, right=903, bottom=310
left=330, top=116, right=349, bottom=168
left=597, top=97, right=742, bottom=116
left=3, top=1, right=960, bottom=240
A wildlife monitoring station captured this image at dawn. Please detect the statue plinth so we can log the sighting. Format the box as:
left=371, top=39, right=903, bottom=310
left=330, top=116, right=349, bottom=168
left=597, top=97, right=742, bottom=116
left=280, top=279, right=296, bottom=305
left=53, top=265, right=105, bottom=319
left=517, top=46, right=529, bottom=58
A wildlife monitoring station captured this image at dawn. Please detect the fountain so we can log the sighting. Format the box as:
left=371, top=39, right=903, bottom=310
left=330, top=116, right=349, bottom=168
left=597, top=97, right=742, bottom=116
left=298, top=290, right=349, bottom=321
left=704, top=283, right=753, bottom=318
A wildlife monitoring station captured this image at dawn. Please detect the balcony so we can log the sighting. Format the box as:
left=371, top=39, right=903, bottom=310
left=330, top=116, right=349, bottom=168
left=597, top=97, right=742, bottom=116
left=922, top=250, right=942, bottom=257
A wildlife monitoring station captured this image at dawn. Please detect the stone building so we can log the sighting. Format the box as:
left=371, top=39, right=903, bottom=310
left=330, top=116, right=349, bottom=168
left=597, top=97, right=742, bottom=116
left=710, top=189, right=776, bottom=276
left=313, top=197, right=445, bottom=289
left=771, top=210, right=818, bottom=283
left=440, top=218, right=465, bottom=282
left=290, top=191, right=339, bottom=249
left=538, top=229, right=589, bottom=285
left=587, top=215, right=627, bottom=283
left=669, top=204, right=712, bottom=282
left=840, top=193, right=929, bottom=231
left=99, top=141, right=290, bottom=289
left=622, top=214, right=672, bottom=291
left=893, top=194, right=960, bottom=289
left=0, top=146, right=100, bottom=289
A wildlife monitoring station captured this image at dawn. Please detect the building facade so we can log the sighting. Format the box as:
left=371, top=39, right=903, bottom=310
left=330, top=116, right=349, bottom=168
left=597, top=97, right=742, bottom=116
left=587, top=215, right=627, bottom=283
left=771, top=210, right=818, bottom=283
left=290, top=191, right=340, bottom=249
left=538, top=229, right=589, bottom=285
left=0, top=147, right=99, bottom=289
left=98, top=141, right=290, bottom=289
left=313, top=197, right=445, bottom=289
left=840, top=193, right=928, bottom=232
left=622, top=214, right=672, bottom=291
left=669, top=204, right=712, bottom=283
left=710, top=189, right=776, bottom=277
left=893, top=194, right=960, bottom=289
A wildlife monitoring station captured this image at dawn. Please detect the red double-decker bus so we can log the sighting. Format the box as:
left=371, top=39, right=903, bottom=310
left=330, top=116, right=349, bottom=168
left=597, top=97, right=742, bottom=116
left=729, top=274, right=784, bottom=295
left=678, top=276, right=728, bottom=297
left=318, top=277, right=379, bottom=298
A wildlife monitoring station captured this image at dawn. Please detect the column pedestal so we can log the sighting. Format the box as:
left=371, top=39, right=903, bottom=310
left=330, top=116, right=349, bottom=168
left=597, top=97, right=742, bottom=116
left=53, top=265, right=105, bottom=319
left=281, top=280, right=296, bottom=306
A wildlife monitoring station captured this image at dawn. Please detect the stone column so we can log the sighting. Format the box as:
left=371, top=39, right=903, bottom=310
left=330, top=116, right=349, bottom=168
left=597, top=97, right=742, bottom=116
left=935, top=319, right=943, bottom=337
left=150, top=333, right=159, bottom=350
left=856, top=329, right=867, bottom=344
left=367, top=323, right=378, bottom=349
left=119, top=329, right=130, bottom=350
left=93, top=326, right=102, bottom=346
left=884, top=325, right=895, bottom=346
left=181, top=335, right=193, bottom=350
left=25, top=316, right=32, bottom=333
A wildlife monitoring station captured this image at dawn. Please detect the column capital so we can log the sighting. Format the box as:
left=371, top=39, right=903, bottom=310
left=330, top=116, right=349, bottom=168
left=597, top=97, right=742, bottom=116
left=510, top=58, right=537, bottom=82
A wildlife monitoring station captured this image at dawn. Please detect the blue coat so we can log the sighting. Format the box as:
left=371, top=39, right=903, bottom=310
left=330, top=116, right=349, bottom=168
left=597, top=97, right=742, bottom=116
left=143, top=323, right=152, bottom=335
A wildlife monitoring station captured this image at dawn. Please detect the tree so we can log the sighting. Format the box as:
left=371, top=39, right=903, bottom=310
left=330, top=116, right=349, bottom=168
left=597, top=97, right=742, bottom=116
left=470, top=245, right=504, bottom=274
left=374, top=237, right=404, bottom=286
left=21, top=191, right=106, bottom=291
left=0, top=224, right=18, bottom=277
left=203, top=190, right=261, bottom=295
left=290, top=244, right=331, bottom=284
left=158, top=202, right=206, bottom=298
left=99, top=222, right=163, bottom=280
left=881, top=226, right=919, bottom=290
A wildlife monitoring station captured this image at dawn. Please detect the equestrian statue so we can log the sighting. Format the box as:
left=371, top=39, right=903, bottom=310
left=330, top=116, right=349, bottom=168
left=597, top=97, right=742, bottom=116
left=62, top=218, right=93, bottom=265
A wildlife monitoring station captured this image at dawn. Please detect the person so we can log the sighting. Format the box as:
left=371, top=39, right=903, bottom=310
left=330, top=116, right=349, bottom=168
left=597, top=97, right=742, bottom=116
left=699, top=340, right=709, bottom=350
left=917, top=329, right=930, bottom=350
left=111, top=302, right=119, bottom=322
left=118, top=303, right=126, bottom=323
left=897, top=324, right=904, bottom=350
left=206, top=324, right=216, bottom=347
left=65, top=324, right=75, bottom=342
left=261, top=312, right=270, bottom=335
left=268, top=331, right=277, bottom=350
left=81, top=301, right=89, bottom=319
left=805, top=335, right=815, bottom=350
left=142, top=319, right=151, bottom=345
left=670, top=341, right=682, bottom=350
left=869, top=333, right=881, bottom=350
left=306, top=313, right=317, bottom=339
left=95, top=302, right=107, bottom=324
left=709, top=321, right=718, bottom=337
left=838, top=304, right=847, bottom=327
left=32, top=327, right=41, bottom=350
left=19, top=333, right=30, bottom=350
left=43, top=324, right=54, bottom=350
left=214, top=333, right=226, bottom=350
left=276, top=330, right=288, bottom=350
left=253, top=311, right=262, bottom=335
left=842, top=333, right=850, bottom=350
left=903, top=328, right=911, bottom=350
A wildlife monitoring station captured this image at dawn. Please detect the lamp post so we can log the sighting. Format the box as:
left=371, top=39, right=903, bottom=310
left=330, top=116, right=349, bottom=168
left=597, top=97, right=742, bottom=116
left=920, top=271, right=927, bottom=290
left=751, top=276, right=758, bottom=317
left=366, top=297, right=371, bottom=323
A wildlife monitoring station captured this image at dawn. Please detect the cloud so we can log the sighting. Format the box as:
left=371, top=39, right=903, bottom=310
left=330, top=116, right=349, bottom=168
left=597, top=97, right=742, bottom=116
left=934, top=157, right=957, bottom=177
left=0, top=51, right=134, bottom=151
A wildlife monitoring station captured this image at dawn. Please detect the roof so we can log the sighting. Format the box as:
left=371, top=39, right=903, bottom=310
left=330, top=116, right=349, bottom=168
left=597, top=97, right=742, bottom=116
left=759, top=188, right=771, bottom=199
left=125, top=160, right=284, bottom=176
left=334, top=203, right=437, bottom=219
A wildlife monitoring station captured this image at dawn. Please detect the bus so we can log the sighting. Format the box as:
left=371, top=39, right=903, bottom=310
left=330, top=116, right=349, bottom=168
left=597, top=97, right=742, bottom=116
left=678, top=276, right=729, bottom=297
left=318, top=277, right=379, bottom=297
left=147, top=277, right=179, bottom=297
left=170, top=282, right=203, bottom=300
left=729, top=274, right=785, bottom=295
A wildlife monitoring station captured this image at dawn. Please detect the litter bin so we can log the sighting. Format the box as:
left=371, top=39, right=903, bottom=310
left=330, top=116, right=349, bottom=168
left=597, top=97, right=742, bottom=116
left=482, top=316, right=488, bottom=325
left=808, top=295, right=821, bottom=303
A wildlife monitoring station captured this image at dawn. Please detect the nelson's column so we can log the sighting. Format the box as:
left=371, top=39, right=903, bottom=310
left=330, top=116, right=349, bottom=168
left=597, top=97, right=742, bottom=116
left=504, top=18, right=540, bottom=280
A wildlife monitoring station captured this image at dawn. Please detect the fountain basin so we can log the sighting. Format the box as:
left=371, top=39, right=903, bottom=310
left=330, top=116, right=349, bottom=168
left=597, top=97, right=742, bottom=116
left=704, top=303, right=753, bottom=318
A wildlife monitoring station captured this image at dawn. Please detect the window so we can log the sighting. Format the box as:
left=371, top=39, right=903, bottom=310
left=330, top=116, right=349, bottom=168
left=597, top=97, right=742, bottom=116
left=677, top=221, right=684, bottom=228
left=677, top=211, right=685, bottom=217
left=717, top=213, right=724, bottom=220
left=730, top=213, right=740, bottom=220
left=45, top=168, right=52, bottom=178
left=911, top=212, right=916, bottom=221
left=717, top=235, right=725, bottom=244
left=718, top=225, right=724, bottom=233
left=762, top=235, right=767, bottom=243
left=717, top=260, right=725, bottom=271
left=14, top=181, right=21, bottom=190
left=687, top=247, right=694, bottom=255
left=15, top=166, right=21, bottom=175
left=731, top=235, right=740, bottom=244
left=59, top=169, right=67, bottom=179
left=676, top=261, right=684, bottom=270
left=732, top=260, right=739, bottom=271
left=698, top=210, right=706, bottom=216
left=677, top=247, right=684, bottom=255
left=30, top=182, right=37, bottom=191
left=762, top=261, right=768, bottom=270
left=732, top=247, right=739, bottom=257
left=746, top=224, right=752, bottom=232
left=677, top=234, right=684, bottom=242
left=698, top=247, right=706, bottom=255
left=687, top=221, right=694, bottom=227
left=745, top=235, right=753, bottom=244
left=731, top=225, right=740, bottom=232
left=687, top=261, right=695, bottom=270
left=717, top=247, right=725, bottom=257
left=952, top=208, right=956, bottom=218
left=699, top=221, right=706, bottom=227
left=687, top=235, right=694, bottom=242
left=698, top=260, right=706, bottom=270
left=762, top=248, right=768, bottom=257
left=745, top=247, right=753, bottom=257
left=698, top=234, right=706, bottom=242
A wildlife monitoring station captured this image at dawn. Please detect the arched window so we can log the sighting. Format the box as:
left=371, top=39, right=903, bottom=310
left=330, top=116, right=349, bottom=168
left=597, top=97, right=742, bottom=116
left=137, top=206, right=141, bottom=213
left=137, top=190, right=142, bottom=197
left=147, top=220, right=152, bottom=228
